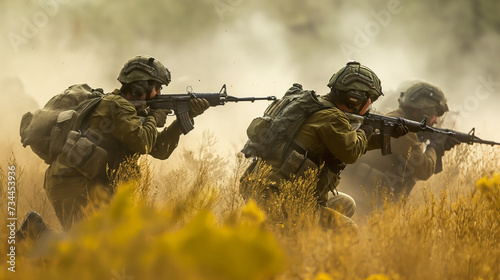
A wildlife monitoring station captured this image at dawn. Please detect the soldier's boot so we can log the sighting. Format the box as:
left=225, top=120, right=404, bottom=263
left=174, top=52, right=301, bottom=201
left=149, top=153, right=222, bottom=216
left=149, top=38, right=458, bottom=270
left=15, top=211, right=49, bottom=241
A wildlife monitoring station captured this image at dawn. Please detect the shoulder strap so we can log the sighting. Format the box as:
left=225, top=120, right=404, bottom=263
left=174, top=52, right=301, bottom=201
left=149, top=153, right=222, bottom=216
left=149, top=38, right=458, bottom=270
left=73, top=96, right=104, bottom=130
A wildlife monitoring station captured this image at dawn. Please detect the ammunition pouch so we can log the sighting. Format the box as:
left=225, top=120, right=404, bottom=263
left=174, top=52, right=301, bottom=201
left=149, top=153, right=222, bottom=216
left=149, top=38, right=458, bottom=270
left=271, top=149, right=343, bottom=206
left=263, top=149, right=319, bottom=196
left=49, top=109, right=78, bottom=157
left=278, top=149, right=318, bottom=179
left=246, top=116, right=272, bottom=143
left=61, top=129, right=108, bottom=179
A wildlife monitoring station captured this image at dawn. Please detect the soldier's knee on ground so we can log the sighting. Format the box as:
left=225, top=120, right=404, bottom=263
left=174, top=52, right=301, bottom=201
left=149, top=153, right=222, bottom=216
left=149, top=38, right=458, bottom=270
left=318, top=205, right=359, bottom=234
left=326, top=191, right=356, bottom=218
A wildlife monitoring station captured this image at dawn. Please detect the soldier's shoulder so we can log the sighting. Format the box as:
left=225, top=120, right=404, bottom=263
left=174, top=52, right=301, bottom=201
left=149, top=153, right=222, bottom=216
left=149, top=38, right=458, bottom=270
left=102, top=91, right=124, bottom=102
left=314, top=97, right=344, bottom=115
left=309, top=105, right=349, bottom=125
left=319, top=106, right=344, bottom=116
left=99, top=91, right=136, bottom=112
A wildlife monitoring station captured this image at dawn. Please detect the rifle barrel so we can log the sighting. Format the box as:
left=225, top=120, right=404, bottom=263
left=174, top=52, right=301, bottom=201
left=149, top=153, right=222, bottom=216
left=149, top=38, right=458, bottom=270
left=226, top=96, right=277, bottom=102
left=433, top=127, right=500, bottom=145
left=471, top=136, right=500, bottom=146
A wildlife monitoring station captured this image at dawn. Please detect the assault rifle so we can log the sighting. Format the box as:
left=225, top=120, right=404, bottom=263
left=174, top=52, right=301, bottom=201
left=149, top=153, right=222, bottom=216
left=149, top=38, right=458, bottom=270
left=345, top=112, right=500, bottom=155
left=131, top=84, right=276, bottom=134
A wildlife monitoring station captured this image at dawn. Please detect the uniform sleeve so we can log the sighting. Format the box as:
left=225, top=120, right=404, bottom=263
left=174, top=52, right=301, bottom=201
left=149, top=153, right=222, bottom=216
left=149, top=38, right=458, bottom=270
left=110, top=99, right=158, bottom=154
left=149, top=120, right=182, bottom=159
left=316, top=110, right=369, bottom=164
left=390, top=132, right=438, bottom=180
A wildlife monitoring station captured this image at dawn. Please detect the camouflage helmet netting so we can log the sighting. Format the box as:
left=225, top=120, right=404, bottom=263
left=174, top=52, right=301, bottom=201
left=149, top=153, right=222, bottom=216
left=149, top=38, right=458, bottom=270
left=399, top=82, right=449, bottom=116
left=117, top=55, right=171, bottom=85
left=327, top=61, right=383, bottom=98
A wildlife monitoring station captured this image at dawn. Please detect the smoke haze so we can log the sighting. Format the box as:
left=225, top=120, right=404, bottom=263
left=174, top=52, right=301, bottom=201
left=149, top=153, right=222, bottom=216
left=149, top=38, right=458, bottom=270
left=2, top=0, right=500, bottom=163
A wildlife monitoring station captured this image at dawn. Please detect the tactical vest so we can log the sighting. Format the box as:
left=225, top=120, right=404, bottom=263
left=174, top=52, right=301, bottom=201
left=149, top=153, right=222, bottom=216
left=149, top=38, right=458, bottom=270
left=20, top=84, right=104, bottom=164
left=241, top=83, right=332, bottom=163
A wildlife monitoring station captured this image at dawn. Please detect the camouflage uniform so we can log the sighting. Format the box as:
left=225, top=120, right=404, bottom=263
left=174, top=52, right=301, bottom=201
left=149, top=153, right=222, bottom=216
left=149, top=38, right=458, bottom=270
left=260, top=93, right=381, bottom=227
left=340, top=82, right=451, bottom=217
left=44, top=89, right=182, bottom=230
left=42, top=55, right=189, bottom=230
left=292, top=94, right=379, bottom=205
left=342, top=107, right=439, bottom=197
left=241, top=61, right=392, bottom=230
left=17, top=55, right=209, bottom=238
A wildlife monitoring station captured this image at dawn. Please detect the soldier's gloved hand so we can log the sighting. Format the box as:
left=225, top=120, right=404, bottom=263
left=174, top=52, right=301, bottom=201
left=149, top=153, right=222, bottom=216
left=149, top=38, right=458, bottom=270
left=188, top=98, right=210, bottom=119
left=149, top=109, right=168, bottom=127
left=428, top=135, right=446, bottom=158
left=391, top=118, right=410, bottom=138
left=444, top=136, right=461, bottom=151
left=359, top=124, right=374, bottom=139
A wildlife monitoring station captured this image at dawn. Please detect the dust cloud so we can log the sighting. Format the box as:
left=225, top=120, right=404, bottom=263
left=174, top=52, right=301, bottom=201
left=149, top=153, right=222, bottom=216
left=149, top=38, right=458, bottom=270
left=1, top=0, right=500, bottom=167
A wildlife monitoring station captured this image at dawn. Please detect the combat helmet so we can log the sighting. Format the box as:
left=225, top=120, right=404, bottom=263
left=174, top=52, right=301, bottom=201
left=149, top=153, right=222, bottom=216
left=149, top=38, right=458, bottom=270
left=399, top=82, right=448, bottom=117
left=118, top=55, right=171, bottom=86
left=328, top=61, right=383, bottom=101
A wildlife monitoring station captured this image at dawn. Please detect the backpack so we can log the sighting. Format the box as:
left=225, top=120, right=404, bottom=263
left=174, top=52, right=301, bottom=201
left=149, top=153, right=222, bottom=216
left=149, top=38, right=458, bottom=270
left=241, top=83, right=332, bottom=162
left=20, top=84, right=105, bottom=164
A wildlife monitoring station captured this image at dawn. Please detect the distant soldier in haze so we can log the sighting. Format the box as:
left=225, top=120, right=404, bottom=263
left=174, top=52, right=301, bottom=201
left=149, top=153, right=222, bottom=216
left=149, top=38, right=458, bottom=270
left=17, top=55, right=210, bottom=239
left=339, top=82, right=460, bottom=217
left=240, top=61, right=409, bottom=230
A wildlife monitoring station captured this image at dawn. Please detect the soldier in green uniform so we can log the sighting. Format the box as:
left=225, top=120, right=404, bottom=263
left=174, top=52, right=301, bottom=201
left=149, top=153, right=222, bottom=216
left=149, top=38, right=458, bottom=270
left=339, top=82, right=460, bottom=218
left=18, top=55, right=209, bottom=238
left=240, top=61, right=409, bottom=230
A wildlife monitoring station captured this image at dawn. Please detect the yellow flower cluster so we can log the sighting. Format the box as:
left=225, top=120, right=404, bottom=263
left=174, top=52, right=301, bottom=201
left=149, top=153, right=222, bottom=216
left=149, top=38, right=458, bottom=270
left=476, top=173, right=500, bottom=209
left=32, top=183, right=285, bottom=280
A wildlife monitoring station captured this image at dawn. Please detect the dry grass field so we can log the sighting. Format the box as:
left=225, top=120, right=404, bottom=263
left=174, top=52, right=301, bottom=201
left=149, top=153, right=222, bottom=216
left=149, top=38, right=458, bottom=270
left=1, top=139, right=499, bottom=280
